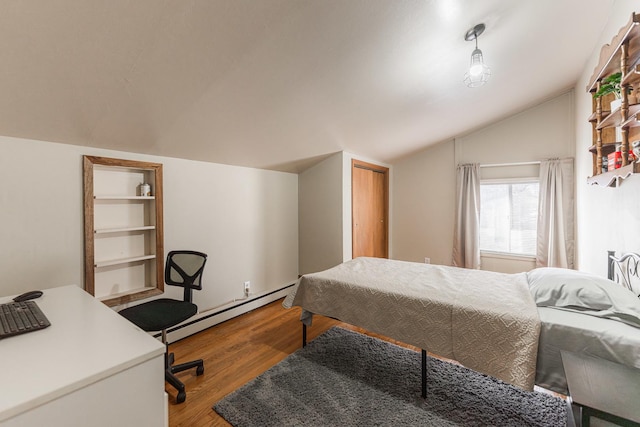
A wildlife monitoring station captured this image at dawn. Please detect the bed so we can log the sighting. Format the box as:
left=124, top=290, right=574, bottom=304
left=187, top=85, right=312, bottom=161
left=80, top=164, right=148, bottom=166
left=283, top=252, right=640, bottom=395
left=534, top=251, right=640, bottom=394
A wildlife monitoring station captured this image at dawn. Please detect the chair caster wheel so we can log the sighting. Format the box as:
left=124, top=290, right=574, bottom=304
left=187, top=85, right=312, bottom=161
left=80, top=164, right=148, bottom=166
left=176, top=391, right=186, bottom=404
left=196, top=365, right=204, bottom=376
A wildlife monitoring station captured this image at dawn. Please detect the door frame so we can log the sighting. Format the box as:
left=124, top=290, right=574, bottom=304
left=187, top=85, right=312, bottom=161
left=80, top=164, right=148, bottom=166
left=351, top=159, right=389, bottom=259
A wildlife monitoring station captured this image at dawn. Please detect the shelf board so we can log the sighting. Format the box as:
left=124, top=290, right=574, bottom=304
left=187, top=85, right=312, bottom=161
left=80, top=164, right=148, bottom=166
left=94, top=226, right=156, bottom=234
left=94, top=196, right=155, bottom=200
left=622, top=64, right=640, bottom=86
left=597, top=104, right=640, bottom=130
left=587, top=162, right=640, bottom=187
left=97, top=286, right=157, bottom=301
left=98, top=287, right=163, bottom=307
left=588, top=142, right=618, bottom=154
left=588, top=109, right=611, bottom=123
left=621, top=111, right=640, bottom=129
left=95, top=254, right=157, bottom=268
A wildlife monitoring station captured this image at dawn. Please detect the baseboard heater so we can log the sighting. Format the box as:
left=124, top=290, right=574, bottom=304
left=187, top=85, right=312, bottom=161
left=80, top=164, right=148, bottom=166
left=154, top=282, right=296, bottom=338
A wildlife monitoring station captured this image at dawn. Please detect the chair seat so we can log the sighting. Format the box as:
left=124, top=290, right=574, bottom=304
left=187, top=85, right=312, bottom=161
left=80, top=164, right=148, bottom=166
left=120, top=298, right=197, bottom=331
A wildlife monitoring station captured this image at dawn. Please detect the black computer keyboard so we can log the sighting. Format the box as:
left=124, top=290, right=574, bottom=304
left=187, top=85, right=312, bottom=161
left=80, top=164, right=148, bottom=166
left=0, top=300, right=51, bottom=339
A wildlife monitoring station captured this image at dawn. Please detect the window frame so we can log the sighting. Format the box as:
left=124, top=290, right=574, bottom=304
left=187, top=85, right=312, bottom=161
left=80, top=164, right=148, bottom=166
left=479, top=177, right=539, bottom=259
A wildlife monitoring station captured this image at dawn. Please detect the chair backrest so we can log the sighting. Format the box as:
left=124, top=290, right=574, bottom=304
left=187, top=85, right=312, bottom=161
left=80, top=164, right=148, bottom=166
left=165, top=250, right=208, bottom=302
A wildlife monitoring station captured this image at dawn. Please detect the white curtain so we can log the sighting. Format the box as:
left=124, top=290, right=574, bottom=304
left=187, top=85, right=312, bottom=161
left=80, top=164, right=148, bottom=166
left=537, top=158, right=574, bottom=269
left=453, top=163, right=481, bottom=269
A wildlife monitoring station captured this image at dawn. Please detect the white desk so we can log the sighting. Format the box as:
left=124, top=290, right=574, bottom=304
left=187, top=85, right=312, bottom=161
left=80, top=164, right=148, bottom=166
left=0, top=285, right=166, bottom=426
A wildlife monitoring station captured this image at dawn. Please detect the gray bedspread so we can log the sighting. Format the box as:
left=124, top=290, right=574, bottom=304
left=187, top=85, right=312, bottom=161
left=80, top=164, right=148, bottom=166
left=283, top=257, right=541, bottom=390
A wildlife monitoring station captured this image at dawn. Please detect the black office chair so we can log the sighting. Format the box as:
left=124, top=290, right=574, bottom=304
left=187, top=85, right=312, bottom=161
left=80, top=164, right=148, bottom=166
left=120, top=250, right=207, bottom=403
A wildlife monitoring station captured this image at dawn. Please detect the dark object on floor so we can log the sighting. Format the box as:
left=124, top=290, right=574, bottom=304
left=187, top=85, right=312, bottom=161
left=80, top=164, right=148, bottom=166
left=120, top=250, right=207, bottom=404
left=214, top=327, right=566, bottom=427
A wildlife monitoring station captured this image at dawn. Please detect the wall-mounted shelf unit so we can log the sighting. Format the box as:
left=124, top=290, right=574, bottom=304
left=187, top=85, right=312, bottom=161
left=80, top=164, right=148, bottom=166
left=83, top=156, right=164, bottom=306
left=586, top=12, right=640, bottom=187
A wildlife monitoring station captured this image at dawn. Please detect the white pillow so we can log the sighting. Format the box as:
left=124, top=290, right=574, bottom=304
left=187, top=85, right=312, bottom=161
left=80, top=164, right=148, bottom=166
left=527, top=267, right=640, bottom=327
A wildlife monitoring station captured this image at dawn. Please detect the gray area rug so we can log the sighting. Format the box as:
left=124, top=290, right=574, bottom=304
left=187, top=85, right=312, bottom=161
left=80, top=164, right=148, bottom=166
left=214, top=327, right=566, bottom=426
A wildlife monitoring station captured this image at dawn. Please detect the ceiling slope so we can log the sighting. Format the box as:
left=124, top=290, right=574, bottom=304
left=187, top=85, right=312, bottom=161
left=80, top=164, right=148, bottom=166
left=0, top=0, right=612, bottom=172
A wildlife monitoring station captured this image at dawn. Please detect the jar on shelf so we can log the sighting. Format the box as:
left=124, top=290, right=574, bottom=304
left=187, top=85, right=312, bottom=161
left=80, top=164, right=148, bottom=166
left=139, top=183, right=151, bottom=197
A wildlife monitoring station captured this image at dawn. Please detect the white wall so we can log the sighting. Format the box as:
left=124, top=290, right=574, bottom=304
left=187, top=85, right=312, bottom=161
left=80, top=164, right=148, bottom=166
left=392, top=91, right=575, bottom=272
left=575, top=0, right=640, bottom=276
left=392, top=139, right=456, bottom=265
left=454, top=92, right=574, bottom=165
left=298, top=152, right=344, bottom=275
left=298, top=151, right=392, bottom=274
left=0, top=136, right=298, bottom=329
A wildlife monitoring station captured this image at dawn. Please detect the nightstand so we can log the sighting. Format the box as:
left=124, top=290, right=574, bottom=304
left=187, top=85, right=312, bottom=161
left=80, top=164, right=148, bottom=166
left=562, top=351, right=640, bottom=427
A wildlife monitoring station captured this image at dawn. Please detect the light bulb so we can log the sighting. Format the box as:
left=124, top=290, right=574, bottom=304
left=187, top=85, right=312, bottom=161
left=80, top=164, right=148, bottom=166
left=469, top=48, right=484, bottom=76
left=469, top=63, right=483, bottom=76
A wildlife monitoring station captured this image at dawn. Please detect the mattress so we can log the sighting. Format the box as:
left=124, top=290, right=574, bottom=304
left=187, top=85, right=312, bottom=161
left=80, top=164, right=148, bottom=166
left=285, top=257, right=540, bottom=390
left=537, top=306, right=640, bottom=394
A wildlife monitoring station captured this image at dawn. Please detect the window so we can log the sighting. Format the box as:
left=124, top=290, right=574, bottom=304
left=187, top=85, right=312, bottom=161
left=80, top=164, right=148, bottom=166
left=479, top=180, right=539, bottom=256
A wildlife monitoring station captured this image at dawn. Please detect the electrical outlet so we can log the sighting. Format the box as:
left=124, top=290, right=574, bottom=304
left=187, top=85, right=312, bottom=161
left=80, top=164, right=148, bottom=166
left=424, top=257, right=430, bottom=264
left=244, top=281, right=251, bottom=296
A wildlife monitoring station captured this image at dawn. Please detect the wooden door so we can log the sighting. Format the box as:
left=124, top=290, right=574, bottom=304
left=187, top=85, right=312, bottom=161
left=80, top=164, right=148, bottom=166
left=352, top=159, right=389, bottom=259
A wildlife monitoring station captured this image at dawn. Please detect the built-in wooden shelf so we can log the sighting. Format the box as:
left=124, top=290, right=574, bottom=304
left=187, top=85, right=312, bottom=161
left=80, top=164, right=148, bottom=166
left=84, top=155, right=164, bottom=306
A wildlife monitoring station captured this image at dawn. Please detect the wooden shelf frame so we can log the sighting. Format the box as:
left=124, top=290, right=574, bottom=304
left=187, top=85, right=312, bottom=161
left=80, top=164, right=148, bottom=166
left=83, top=156, right=164, bottom=306
left=587, top=12, right=640, bottom=186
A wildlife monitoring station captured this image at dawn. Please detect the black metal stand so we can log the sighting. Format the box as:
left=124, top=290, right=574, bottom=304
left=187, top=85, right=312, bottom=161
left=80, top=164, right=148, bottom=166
left=422, top=349, right=427, bottom=398
left=302, top=323, right=307, bottom=347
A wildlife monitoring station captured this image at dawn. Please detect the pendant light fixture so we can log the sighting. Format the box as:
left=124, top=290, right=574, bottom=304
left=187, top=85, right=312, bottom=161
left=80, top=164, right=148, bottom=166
left=463, top=23, right=491, bottom=88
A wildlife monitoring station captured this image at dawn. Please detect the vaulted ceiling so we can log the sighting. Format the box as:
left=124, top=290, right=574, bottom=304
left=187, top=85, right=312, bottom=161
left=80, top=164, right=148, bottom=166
left=0, top=1, right=612, bottom=172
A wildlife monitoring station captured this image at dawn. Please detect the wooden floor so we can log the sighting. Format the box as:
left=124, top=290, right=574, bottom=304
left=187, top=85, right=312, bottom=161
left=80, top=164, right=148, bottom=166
left=167, top=298, right=421, bottom=426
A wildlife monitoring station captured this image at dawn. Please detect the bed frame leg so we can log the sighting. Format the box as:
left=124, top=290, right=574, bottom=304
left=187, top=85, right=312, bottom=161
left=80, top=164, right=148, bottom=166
left=302, top=323, right=307, bottom=347
left=421, top=349, right=427, bottom=398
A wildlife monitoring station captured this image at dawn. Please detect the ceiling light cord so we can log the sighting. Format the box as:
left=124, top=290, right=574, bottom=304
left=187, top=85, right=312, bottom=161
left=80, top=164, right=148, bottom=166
left=463, top=23, right=491, bottom=88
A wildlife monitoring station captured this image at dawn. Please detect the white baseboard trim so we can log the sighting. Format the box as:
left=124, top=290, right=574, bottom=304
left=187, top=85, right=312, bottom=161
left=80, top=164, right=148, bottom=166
left=163, top=283, right=296, bottom=342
